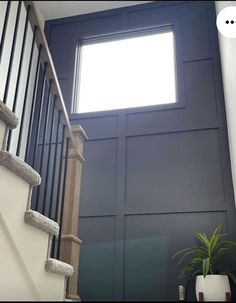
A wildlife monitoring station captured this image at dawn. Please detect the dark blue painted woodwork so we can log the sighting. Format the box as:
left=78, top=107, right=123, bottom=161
left=45, top=1, right=236, bottom=301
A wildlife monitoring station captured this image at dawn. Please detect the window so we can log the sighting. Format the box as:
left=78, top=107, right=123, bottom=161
left=76, top=30, right=177, bottom=113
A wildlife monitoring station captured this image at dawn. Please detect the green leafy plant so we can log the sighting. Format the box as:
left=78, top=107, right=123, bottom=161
left=172, top=224, right=236, bottom=285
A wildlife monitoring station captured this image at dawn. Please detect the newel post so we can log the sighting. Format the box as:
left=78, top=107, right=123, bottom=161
left=59, top=125, right=88, bottom=301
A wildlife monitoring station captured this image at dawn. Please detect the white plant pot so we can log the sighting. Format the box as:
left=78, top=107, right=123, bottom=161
left=196, top=275, right=231, bottom=301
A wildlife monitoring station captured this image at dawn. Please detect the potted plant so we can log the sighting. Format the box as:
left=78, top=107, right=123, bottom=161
left=172, top=225, right=236, bottom=301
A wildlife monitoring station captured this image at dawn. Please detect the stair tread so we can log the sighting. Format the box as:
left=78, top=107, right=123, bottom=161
left=45, top=258, right=73, bottom=277
left=0, top=151, right=41, bottom=186
left=0, top=100, right=18, bottom=129
left=25, top=210, right=59, bottom=236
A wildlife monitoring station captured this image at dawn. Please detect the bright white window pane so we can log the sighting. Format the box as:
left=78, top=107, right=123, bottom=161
left=77, top=31, right=176, bottom=113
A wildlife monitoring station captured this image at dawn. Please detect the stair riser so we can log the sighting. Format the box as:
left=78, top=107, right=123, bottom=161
left=0, top=120, right=7, bottom=151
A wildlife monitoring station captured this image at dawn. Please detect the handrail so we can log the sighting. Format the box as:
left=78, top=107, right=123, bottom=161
left=23, top=1, right=76, bottom=150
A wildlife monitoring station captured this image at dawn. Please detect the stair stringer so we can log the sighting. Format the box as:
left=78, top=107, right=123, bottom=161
left=0, top=164, right=65, bottom=301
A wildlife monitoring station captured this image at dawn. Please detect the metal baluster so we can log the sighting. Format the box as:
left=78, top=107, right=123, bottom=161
left=48, top=110, right=61, bottom=219
left=6, top=5, right=31, bottom=152
left=3, top=1, right=22, bottom=104
left=0, top=1, right=11, bottom=64
left=42, top=96, right=57, bottom=215
left=12, top=5, right=31, bottom=113
left=24, top=44, right=43, bottom=160
left=31, top=62, right=48, bottom=169
left=35, top=79, right=53, bottom=212
left=16, top=25, right=37, bottom=156
left=43, top=95, right=57, bottom=213
left=49, top=110, right=61, bottom=258
left=55, top=125, right=66, bottom=223
left=52, top=124, right=65, bottom=258
left=57, top=136, right=69, bottom=260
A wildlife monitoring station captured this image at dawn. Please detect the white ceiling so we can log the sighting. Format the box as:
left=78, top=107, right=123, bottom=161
left=35, top=1, right=153, bottom=26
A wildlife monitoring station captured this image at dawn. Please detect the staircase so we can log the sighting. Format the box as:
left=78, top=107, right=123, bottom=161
left=0, top=99, right=73, bottom=300
left=0, top=0, right=85, bottom=299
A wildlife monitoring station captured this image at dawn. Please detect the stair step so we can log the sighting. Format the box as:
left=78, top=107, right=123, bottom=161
left=45, top=258, right=73, bottom=277
left=0, top=100, right=18, bottom=129
left=0, top=151, right=41, bottom=186
left=25, top=210, right=59, bottom=236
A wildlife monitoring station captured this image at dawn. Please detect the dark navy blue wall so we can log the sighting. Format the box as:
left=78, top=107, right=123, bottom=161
left=45, top=1, right=236, bottom=301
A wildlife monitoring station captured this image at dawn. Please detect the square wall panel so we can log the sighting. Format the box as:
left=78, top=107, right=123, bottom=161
left=80, top=139, right=117, bottom=215
left=125, top=129, right=224, bottom=207
left=78, top=216, right=116, bottom=300
left=124, top=211, right=228, bottom=301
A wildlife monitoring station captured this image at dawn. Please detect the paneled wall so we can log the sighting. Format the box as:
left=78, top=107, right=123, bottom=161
left=45, top=1, right=236, bottom=300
